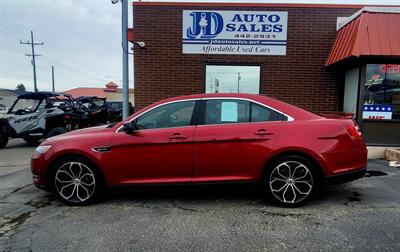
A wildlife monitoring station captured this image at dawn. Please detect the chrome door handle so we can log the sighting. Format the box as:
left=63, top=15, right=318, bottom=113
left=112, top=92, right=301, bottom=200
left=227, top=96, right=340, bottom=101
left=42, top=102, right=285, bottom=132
left=168, top=133, right=188, bottom=140
left=254, top=129, right=274, bottom=136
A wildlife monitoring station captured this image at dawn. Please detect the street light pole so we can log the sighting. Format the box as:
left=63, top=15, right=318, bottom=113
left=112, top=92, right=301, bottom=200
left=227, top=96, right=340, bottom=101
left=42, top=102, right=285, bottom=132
left=237, top=72, right=241, bottom=93
left=51, top=65, right=55, bottom=92
left=112, top=0, right=130, bottom=119
left=121, top=0, right=129, bottom=119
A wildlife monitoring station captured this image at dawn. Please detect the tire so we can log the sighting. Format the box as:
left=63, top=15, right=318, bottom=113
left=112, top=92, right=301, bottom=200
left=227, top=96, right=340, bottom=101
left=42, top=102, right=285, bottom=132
left=23, top=137, right=41, bottom=146
left=0, top=132, right=8, bottom=149
left=50, top=156, right=104, bottom=206
left=263, top=155, right=318, bottom=207
left=46, top=127, right=67, bottom=138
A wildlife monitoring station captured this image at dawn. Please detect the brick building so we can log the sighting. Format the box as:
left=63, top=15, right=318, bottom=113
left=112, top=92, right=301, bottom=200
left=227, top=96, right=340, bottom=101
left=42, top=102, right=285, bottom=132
left=130, top=2, right=400, bottom=145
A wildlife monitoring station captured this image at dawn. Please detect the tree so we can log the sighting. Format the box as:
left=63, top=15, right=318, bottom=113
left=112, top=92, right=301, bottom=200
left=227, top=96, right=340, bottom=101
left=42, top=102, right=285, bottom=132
left=16, top=83, right=26, bottom=92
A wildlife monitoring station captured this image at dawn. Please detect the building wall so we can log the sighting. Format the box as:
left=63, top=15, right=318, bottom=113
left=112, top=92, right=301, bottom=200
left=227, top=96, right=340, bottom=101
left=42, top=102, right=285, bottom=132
left=106, top=91, right=135, bottom=106
left=133, top=3, right=359, bottom=111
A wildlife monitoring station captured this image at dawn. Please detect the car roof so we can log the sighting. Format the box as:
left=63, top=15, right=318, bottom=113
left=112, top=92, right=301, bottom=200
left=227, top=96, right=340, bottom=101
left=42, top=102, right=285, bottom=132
left=132, top=93, right=320, bottom=121
left=17, top=92, right=70, bottom=100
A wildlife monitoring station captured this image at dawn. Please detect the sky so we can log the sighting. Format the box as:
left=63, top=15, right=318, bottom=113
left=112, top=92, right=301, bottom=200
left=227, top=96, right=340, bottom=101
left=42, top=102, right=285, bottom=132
left=1, top=0, right=399, bottom=92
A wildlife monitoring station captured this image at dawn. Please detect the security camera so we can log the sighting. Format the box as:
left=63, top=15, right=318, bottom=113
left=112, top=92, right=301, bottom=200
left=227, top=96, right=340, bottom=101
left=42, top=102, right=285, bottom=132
left=136, top=41, right=146, bottom=48
left=111, top=0, right=119, bottom=4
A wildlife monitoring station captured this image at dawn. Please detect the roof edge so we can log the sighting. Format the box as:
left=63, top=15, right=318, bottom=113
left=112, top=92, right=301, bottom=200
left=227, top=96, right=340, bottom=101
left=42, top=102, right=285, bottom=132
left=337, top=7, right=400, bottom=30
left=132, top=1, right=397, bottom=9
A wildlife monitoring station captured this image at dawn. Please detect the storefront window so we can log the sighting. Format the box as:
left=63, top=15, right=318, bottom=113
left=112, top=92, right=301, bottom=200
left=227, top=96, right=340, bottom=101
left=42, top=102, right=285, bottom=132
left=205, top=65, right=260, bottom=94
left=363, top=64, right=400, bottom=120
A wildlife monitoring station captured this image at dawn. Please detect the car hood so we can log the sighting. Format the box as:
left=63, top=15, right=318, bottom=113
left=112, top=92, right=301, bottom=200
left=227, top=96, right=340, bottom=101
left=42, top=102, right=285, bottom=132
left=45, top=124, right=112, bottom=142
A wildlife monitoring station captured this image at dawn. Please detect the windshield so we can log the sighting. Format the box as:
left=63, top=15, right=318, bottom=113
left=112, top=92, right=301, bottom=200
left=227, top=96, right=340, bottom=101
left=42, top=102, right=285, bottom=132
left=93, top=99, right=105, bottom=107
left=108, top=102, right=122, bottom=109
left=9, top=99, right=41, bottom=114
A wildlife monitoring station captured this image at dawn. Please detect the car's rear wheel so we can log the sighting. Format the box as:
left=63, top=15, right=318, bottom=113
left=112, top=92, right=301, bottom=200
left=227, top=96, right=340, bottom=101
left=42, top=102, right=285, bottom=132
left=0, top=132, right=8, bottom=149
left=264, top=155, right=317, bottom=207
left=51, top=157, right=104, bottom=205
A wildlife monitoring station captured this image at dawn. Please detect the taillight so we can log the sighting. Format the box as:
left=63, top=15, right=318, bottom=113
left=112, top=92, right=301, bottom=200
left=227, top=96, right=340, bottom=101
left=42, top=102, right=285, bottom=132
left=347, top=125, right=362, bottom=140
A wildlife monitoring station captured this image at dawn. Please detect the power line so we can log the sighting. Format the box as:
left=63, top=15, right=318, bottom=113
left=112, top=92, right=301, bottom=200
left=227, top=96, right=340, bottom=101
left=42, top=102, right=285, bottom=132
left=20, top=31, right=43, bottom=92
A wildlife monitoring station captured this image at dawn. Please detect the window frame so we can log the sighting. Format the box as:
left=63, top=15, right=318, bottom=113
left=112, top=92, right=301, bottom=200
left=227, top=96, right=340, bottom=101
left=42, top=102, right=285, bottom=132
left=204, top=63, right=262, bottom=94
left=116, top=97, right=293, bottom=133
left=116, top=99, right=202, bottom=132
left=197, top=97, right=292, bottom=126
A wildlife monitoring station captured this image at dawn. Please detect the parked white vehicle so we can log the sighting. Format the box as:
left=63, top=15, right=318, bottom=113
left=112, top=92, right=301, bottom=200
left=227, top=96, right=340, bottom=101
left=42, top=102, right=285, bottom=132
left=0, top=105, right=8, bottom=114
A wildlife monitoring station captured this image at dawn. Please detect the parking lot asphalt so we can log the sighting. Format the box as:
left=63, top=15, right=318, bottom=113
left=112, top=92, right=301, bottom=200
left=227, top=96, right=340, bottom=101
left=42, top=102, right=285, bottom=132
left=0, top=139, right=399, bottom=251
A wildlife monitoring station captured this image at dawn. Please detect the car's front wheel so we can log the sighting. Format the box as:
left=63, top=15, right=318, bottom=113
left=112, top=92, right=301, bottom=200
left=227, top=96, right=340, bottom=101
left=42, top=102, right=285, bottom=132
left=51, top=157, right=104, bottom=205
left=264, top=155, right=317, bottom=207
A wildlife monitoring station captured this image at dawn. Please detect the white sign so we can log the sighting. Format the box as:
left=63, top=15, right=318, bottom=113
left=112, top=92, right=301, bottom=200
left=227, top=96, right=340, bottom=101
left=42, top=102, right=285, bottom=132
left=363, top=104, right=393, bottom=120
left=182, top=10, right=288, bottom=55
left=221, top=102, right=238, bottom=122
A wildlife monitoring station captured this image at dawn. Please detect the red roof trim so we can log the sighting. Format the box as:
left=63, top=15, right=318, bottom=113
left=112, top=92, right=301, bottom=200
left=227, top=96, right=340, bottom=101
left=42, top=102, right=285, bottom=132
left=133, top=1, right=397, bottom=9
left=326, top=12, right=400, bottom=66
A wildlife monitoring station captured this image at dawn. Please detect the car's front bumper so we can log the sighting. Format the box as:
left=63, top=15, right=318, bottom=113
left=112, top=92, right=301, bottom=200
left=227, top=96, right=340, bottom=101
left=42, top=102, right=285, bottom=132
left=31, top=154, right=50, bottom=190
left=325, top=167, right=367, bottom=185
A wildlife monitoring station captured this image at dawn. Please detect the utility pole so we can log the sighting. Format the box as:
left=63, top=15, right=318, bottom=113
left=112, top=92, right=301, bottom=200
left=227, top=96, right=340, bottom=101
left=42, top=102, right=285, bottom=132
left=51, top=65, right=55, bottom=92
left=237, top=72, right=241, bottom=93
left=20, top=31, right=44, bottom=92
left=215, top=78, right=219, bottom=93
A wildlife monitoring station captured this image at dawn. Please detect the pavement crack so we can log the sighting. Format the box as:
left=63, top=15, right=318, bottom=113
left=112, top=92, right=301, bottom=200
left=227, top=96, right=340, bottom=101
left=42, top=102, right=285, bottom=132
left=0, top=183, right=33, bottom=201
left=0, top=212, right=32, bottom=237
left=26, top=200, right=52, bottom=209
left=170, top=203, right=197, bottom=212
left=261, top=210, right=313, bottom=217
left=344, top=191, right=362, bottom=206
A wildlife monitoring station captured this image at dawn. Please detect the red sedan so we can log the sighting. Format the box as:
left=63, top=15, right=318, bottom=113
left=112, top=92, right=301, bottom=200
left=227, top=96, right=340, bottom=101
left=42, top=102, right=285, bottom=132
left=31, top=94, right=367, bottom=206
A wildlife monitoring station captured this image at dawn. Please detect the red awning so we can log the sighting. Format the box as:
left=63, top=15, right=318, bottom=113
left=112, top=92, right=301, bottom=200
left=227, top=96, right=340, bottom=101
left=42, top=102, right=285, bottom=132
left=326, top=9, right=400, bottom=66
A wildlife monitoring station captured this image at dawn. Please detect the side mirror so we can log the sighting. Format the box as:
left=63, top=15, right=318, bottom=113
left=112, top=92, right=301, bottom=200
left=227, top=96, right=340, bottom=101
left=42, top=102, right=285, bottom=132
left=123, top=121, right=136, bottom=134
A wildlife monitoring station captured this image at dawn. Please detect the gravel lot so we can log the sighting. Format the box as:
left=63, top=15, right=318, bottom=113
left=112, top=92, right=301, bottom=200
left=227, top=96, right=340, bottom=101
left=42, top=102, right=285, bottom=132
left=0, top=139, right=399, bottom=251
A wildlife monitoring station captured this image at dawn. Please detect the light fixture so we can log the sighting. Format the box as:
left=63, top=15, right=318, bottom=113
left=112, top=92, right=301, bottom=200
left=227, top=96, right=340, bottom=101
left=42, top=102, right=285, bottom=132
left=136, top=41, right=145, bottom=48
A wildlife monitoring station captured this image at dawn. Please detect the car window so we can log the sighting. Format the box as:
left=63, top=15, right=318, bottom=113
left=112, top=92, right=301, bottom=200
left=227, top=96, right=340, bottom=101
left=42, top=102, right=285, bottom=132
left=205, top=100, right=250, bottom=124
left=136, top=101, right=196, bottom=130
left=251, top=103, right=286, bottom=122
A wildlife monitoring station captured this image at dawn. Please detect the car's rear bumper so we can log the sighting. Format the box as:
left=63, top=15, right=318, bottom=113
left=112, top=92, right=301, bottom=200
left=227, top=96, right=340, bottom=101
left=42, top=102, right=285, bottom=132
left=325, top=167, right=367, bottom=185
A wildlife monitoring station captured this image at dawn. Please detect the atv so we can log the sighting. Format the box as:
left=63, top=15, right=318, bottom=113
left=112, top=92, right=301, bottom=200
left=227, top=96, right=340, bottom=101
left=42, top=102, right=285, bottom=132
left=0, top=92, right=86, bottom=148
left=76, top=96, right=111, bottom=125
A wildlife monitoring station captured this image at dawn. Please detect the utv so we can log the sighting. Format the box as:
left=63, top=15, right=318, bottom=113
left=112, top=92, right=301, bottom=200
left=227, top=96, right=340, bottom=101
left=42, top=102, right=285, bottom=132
left=106, top=101, right=134, bottom=122
left=76, top=96, right=111, bottom=125
left=0, top=92, right=87, bottom=148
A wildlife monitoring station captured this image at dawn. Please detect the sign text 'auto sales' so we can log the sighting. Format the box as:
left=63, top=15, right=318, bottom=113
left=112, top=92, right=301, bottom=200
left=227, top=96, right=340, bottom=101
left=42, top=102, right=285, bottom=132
left=182, top=10, right=288, bottom=55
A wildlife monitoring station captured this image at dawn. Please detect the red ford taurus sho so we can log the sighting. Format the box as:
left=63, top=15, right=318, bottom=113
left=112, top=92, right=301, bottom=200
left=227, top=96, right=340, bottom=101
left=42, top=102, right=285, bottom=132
left=31, top=94, right=367, bottom=206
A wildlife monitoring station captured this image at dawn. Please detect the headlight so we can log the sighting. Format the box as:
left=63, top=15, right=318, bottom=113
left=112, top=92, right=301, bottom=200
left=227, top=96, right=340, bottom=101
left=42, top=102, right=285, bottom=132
left=34, top=145, right=52, bottom=155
